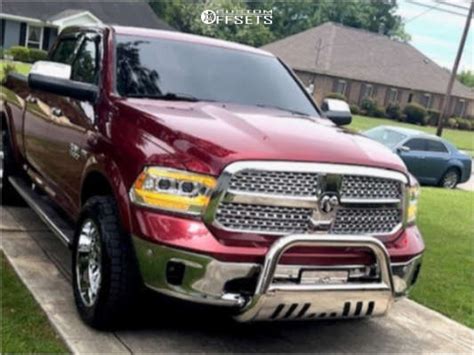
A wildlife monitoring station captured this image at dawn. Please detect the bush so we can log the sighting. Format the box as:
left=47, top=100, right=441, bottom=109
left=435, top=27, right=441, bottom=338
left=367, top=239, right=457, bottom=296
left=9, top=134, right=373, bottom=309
left=325, top=92, right=347, bottom=101
left=385, top=102, right=401, bottom=120
left=447, top=117, right=458, bottom=129
left=8, top=46, right=30, bottom=62
left=373, top=105, right=386, bottom=118
left=1, top=63, right=16, bottom=83
left=360, top=97, right=376, bottom=115
left=456, top=118, right=472, bottom=131
left=427, top=109, right=441, bottom=126
left=28, top=48, right=47, bottom=63
left=403, top=103, right=427, bottom=125
left=350, top=104, right=360, bottom=114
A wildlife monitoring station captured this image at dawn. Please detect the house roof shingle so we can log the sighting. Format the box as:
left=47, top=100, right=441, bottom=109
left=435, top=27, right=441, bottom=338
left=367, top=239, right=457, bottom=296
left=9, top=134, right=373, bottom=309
left=262, top=22, right=473, bottom=99
left=2, top=0, right=174, bottom=31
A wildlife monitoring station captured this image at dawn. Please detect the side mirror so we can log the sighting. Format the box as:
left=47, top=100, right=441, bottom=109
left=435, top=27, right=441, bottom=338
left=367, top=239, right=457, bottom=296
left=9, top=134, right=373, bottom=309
left=321, top=98, right=352, bottom=126
left=28, top=61, right=98, bottom=102
left=397, top=146, right=410, bottom=153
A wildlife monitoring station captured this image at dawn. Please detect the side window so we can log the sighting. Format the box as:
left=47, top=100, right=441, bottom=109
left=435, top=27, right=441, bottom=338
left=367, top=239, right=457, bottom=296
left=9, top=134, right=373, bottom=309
left=71, top=39, right=98, bottom=84
left=50, top=38, right=79, bottom=64
left=426, top=140, right=448, bottom=153
left=404, top=138, right=427, bottom=151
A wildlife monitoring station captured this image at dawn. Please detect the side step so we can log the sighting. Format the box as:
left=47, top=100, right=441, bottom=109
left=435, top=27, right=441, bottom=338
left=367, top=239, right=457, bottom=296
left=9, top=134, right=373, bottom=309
left=8, top=176, right=74, bottom=247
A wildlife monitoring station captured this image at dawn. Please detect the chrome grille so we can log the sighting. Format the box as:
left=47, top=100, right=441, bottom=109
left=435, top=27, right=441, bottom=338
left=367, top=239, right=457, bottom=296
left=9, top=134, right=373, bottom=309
left=332, top=208, right=402, bottom=234
left=229, top=170, right=318, bottom=197
left=210, top=162, right=407, bottom=236
left=340, top=175, right=402, bottom=200
left=216, top=202, right=312, bottom=234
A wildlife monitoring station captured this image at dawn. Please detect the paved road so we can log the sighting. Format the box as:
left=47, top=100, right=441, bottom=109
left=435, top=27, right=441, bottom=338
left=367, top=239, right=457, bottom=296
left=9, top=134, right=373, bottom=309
left=1, top=205, right=473, bottom=353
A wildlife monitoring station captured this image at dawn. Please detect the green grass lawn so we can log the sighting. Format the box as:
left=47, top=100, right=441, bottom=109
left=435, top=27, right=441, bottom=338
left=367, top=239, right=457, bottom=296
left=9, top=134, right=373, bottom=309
left=0, top=59, right=31, bottom=81
left=410, top=188, right=474, bottom=328
left=349, top=115, right=474, bottom=157
left=1, top=253, right=68, bottom=353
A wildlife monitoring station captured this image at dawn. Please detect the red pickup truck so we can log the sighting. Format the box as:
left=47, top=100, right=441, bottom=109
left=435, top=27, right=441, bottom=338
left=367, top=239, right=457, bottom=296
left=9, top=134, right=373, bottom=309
left=1, top=25, right=424, bottom=329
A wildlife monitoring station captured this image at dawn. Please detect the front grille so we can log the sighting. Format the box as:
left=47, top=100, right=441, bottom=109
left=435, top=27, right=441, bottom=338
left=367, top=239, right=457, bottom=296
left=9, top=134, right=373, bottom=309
left=216, top=202, right=312, bottom=234
left=229, top=170, right=318, bottom=197
left=331, top=208, right=402, bottom=234
left=211, top=164, right=405, bottom=236
left=340, top=175, right=402, bottom=200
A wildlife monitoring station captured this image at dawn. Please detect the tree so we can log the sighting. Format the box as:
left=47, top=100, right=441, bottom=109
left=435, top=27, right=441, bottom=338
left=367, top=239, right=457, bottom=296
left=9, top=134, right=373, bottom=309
left=457, top=70, right=474, bottom=88
left=149, top=0, right=410, bottom=46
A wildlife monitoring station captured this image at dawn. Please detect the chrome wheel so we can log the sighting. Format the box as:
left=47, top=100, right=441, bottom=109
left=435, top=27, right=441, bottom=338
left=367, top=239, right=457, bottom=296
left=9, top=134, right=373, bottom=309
left=76, top=219, right=102, bottom=307
left=442, top=170, right=459, bottom=189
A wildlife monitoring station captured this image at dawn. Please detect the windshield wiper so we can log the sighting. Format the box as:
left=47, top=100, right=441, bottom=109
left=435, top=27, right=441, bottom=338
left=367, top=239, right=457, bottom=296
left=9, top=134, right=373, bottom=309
left=126, top=92, right=200, bottom=102
left=255, top=103, right=310, bottom=117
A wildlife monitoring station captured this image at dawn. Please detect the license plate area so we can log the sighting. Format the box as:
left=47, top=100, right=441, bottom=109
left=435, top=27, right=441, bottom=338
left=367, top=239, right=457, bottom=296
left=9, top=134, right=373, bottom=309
left=300, top=269, right=349, bottom=285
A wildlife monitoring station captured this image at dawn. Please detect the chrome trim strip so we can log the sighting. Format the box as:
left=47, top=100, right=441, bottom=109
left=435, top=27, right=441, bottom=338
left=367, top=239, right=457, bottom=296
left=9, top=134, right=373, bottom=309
left=222, top=161, right=408, bottom=183
left=8, top=177, right=72, bottom=246
left=340, top=198, right=401, bottom=204
left=224, top=190, right=317, bottom=208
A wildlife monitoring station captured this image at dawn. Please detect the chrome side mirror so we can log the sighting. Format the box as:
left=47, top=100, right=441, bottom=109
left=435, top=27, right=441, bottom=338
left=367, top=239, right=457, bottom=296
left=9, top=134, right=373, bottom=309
left=29, top=61, right=71, bottom=79
left=397, top=146, right=410, bottom=153
left=321, top=98, right=352, bottom=126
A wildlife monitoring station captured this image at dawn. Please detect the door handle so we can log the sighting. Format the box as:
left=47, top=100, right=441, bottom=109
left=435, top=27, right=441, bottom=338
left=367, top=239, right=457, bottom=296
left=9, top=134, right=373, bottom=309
left=51, top=107, right=63, bottom=117
left=26, top=95, right=37, bottom=104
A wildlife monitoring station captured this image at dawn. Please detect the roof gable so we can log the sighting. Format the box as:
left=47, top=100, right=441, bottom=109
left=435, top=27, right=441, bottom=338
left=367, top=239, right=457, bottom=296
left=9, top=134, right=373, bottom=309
left=1, top=0, right=173, bottom=31
left=262, top=22, right=473, bottom=99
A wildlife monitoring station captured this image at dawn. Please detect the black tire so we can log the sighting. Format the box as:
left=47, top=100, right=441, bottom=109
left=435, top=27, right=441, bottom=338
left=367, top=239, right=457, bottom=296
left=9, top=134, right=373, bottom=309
left=439, top=168, right=460, bottom=189
left=72, top=195, right=142, bottom=329
left=1, top=130, right=25, bottom=205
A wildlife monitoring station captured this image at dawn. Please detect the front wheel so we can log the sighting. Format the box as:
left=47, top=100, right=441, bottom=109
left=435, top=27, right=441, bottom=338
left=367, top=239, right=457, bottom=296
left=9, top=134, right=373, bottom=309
left=440, top=168, right=459, bottom=189
left=72, top=196, right=142, bottom=329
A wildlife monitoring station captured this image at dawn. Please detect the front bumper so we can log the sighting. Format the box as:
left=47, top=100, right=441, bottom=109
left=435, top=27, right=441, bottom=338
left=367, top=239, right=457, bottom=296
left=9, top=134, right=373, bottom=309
left=133, top=234, right=422, bottom=321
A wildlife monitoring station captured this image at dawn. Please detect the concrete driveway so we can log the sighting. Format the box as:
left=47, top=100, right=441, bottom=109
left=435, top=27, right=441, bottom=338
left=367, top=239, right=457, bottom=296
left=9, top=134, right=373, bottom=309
left=1, top=205, right=473, bottom=353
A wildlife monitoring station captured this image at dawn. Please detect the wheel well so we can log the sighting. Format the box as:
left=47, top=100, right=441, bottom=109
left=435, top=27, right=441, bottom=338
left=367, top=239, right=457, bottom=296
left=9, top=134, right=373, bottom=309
left=445, top=165, right=461, bottom=177
left=81, top=172, right=113, bottom=206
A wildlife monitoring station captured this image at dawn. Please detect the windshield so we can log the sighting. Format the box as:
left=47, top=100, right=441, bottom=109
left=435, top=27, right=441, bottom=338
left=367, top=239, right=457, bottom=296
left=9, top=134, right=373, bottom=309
left=115, top=34, right=319, bottom=116
left=364, top=128, right=407, bottom=148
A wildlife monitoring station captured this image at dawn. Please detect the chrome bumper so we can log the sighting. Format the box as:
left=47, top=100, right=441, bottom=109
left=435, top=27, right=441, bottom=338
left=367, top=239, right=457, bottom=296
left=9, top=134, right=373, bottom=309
left=133, top=235, right=422, bottom=321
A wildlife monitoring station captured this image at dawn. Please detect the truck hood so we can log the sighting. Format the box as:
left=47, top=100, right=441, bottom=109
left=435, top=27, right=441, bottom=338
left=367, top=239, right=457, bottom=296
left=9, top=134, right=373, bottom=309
left=123, top=100, right=408, bottom=176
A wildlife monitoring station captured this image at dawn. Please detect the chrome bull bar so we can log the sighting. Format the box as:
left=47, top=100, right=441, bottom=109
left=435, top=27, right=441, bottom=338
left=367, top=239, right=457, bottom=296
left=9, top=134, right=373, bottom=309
left=235, top=234, right=395, bottom=322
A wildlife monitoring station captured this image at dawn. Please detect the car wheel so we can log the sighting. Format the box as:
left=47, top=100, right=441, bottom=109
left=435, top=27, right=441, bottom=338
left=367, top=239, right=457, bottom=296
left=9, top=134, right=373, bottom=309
left=1, top=130, right=25, bottom=205
left=440, top=168, right=459, bottom=189
left=72, top=195, right=142, bottom=329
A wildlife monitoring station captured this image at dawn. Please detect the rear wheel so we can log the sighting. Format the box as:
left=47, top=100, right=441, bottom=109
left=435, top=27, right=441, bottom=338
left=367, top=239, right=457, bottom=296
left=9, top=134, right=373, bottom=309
left=1, top=130, right=25, bottom=205
left=72, top=195, right=142, bottom=329
left=440, top=168, right=459, bottom=189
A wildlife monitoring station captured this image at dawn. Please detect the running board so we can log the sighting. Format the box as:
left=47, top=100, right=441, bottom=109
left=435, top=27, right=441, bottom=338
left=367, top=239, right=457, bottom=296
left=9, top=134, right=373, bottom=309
left=8, top=176, right=74, bottom=247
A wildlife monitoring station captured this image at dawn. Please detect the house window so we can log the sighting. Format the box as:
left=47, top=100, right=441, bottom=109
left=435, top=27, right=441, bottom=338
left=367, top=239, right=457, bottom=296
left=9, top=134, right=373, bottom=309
left=362, top=84, right=374, bottom=98
left=420, top=93, right=432, bottom=108
left=335, top=80, right=347, bottom=95
left=26, top=25, right=43, bottom=49
left=454, top=99, right=466, bottom=117
left=388, top=88, right=399, bottom=102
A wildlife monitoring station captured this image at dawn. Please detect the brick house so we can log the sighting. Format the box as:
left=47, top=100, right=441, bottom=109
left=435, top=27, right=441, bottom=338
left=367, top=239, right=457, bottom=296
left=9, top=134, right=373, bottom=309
left=262, top=22, right=473, bottom=119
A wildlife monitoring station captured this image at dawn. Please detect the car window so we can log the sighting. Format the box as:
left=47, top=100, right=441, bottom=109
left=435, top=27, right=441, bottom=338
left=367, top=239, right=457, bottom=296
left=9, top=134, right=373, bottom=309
left=50, top=38, right=79, bottom=64
left=404, top=138, right=427, bottom=151
left=71, top=39, right=98, bottom=84
left=364, top=128, right=407, bottom=148
left=426, top=140, right=448, bottom=153
left=115, top=35, right=319, bottom=117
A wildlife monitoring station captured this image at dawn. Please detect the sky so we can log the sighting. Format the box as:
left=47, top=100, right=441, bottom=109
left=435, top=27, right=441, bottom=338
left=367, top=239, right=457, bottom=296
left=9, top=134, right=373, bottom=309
left=396, top=0, right=473, bottom=71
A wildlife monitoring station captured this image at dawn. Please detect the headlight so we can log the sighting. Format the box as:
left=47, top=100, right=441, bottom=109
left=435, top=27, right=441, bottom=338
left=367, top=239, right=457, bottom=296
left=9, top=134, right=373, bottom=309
left=406, top=183, right=420, bottom=225
left=129, top=167, right=217, bottom=215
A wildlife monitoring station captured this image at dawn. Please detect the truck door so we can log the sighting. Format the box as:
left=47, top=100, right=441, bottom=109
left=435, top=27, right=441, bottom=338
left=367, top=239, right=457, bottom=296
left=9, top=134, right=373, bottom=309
left=23, top=32, right=100, bottom=216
